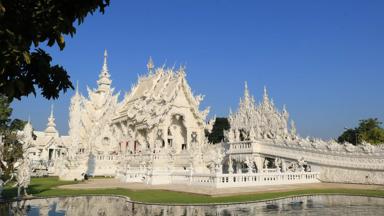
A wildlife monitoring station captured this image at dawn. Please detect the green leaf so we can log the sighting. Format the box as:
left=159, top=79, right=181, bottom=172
left=0, top=2, right=5, bottom=14
left=58, top=34, right=65, bottom=50
left=22, top=51, right=31, bottom=64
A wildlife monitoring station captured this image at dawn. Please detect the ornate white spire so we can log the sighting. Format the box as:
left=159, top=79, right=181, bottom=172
left=282, top=105, right=289, bottom=117
left=263, top=85, right=269, bottom=102
left=178, top=65, right=186, bottom=77
left=244, top=81, right=250, bottom=100
left=147, top=56, right=154, bottom=74
left=45, top=104, right=58, bottom=136
left=97, top=49, right=112, bottom=93
left=290, top=120, right=297, bottom=137
left=239, top=81, right=254, bottom=112
left=75, top=80, right=79, bottom=95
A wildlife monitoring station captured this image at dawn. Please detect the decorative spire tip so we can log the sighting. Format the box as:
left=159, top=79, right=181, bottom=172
left=147, top=56, right=155, bottom=74
left=50, top=104, right=54, bottom=117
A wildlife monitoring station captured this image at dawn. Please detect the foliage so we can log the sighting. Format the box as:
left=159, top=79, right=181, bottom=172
left=0, top=0, right=110, bottom=101
left=0, top=95, right=26, bottom=182
left=207, top=117, right=230, bottom=144
left=337, top=118, right=384, bottom=145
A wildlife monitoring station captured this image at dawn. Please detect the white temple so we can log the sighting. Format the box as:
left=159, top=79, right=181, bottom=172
left=18, top=51, right=384, bottom=187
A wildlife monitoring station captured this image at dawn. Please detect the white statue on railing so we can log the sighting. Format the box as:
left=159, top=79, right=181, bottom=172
left=228, top=157, right=234, bottom=174
left=8, top=121, right=34, bottom=198
left=274, top=158, right=282, bottom=173
left=13, top=143, right=32, bottom=197
left=245, top=157, right=254, bottom=173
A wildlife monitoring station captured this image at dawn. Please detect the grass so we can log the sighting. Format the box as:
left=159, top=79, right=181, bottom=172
left=3, top=177, right=384, bottom=204
left=2, top=177, right=77, bottom=199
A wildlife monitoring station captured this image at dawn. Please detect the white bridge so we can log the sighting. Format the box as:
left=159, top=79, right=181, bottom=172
left=225, top=139, right=384, bottom=185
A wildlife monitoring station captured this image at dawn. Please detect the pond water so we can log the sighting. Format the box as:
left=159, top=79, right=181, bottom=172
left=1, top=195, right=384, bottom=216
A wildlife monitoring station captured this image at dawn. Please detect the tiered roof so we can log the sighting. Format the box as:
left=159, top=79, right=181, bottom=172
left=229, top=83, right=295, bottom=139
left=114, top=61, right=209, bottom=129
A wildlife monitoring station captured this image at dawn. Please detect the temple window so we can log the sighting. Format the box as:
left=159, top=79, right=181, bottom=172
left=103, top=137, right=110, bottom=145
left=48, top=149, right=53, bottom=160
left=168, top=139, right=173, bottom=147
left=191, top=132, right=198, bottom=143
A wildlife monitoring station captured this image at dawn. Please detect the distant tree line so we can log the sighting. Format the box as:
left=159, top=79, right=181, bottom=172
left=206, top=117, right=230, bottom=144
left=337, top=118, right=384, bottom=145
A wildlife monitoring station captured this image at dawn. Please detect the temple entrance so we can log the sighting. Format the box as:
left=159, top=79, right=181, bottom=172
left=168, top=114, right=187, bottom=153
left=48, top=149, right=53, bottom=160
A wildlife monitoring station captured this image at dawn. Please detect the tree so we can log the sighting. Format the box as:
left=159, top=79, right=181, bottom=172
left=337, top=118, right=384, bottom=145
left=208, top=117, right=230, bottom=144
left=0, top=0, right=110, bottom=101
left=0, top=95, right=26, bottom=183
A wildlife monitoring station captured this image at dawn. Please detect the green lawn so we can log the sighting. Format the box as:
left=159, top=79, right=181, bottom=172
left=3, top=177, right=384, bottom=204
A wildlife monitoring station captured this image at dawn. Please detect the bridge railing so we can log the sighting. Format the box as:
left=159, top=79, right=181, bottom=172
left=119, top=169, right=320, bottom=188
left=213, top=172, right=319, bottom=188
left=227, top=141, right=254, bottom=154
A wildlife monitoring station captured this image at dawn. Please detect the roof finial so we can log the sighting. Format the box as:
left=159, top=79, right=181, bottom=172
left=45, top=104, right=58, bottom=136
left=263, top=85, right=269, bottom=101
left=102, top=49, right=108, bottom=73
left=76, top=80, right=79, bottom=95
left=50, top=103, right=54, bottom=118
left=178, top=65, right=186, bottom=77
left=244, top=81, right=249, bottom=97
left=104, top=49, right=108, bottom=63
left=242, top=81, right=252, bottom=106
left=147, top=56, right=154, bottom=74
left=97, top=49, right=112, bottom=92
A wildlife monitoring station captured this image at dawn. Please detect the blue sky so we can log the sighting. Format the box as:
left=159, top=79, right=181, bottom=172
left=11, top=0, right=384, bottom=139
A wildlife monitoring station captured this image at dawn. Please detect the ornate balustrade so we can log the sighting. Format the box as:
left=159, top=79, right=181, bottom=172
left=116, top=169, right=146, bottom=183
left=213, top=172, right=319, bottom=188
left=119, top=169, right=319, bottom=188
left=227, top=141, right=253, bottom=154
left=258, top=142, right=384, bottom=171
left=225, top=140, right=384, bottom=171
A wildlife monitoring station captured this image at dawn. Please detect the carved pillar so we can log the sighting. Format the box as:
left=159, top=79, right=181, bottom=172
left=246, top=158, right=253, bottom=173
left=236, top=162, right=242, bottom=174
left=253, top=155, right=263, bottom=173
left=281, top=159, right=286, bottom=173
left=228, top=157, right=233, bottom=174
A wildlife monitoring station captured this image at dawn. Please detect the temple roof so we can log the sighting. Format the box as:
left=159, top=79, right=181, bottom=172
left=96, top=50, right=112, bottom=93
left=44, top=104, right=59, bottom=137
left=114, top=64, right=208, bottom=128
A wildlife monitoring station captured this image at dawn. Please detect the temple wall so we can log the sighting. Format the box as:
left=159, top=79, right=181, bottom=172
left=319, top=166, right=384, bottom=185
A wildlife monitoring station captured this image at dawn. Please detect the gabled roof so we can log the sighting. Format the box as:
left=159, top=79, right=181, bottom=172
left=114, top=66, right=209, bottom=129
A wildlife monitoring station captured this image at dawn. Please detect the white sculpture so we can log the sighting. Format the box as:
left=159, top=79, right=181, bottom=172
left=14, top=121, right=34, bottom=197
left=229, top=83, right=294, bottom=142
left=19, top=51, right=384, bottom=187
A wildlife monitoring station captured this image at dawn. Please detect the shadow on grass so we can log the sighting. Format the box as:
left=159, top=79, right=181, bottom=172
left=2, top=177, right=78, bottom=200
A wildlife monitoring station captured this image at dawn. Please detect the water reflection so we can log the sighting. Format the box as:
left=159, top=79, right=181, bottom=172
left=1, top=195, right=384, bottom=216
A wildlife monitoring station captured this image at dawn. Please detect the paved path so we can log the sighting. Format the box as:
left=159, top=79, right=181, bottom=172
left=59, top=179, right=384, bottom=196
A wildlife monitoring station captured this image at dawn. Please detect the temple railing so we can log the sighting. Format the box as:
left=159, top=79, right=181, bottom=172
left=119, top=169, right=319, bottom=188
left=227, top=141, right=253, bottom=154
left=212, top=172, right=319, bottom=188
left=226, top=140, right=384, bottom=171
